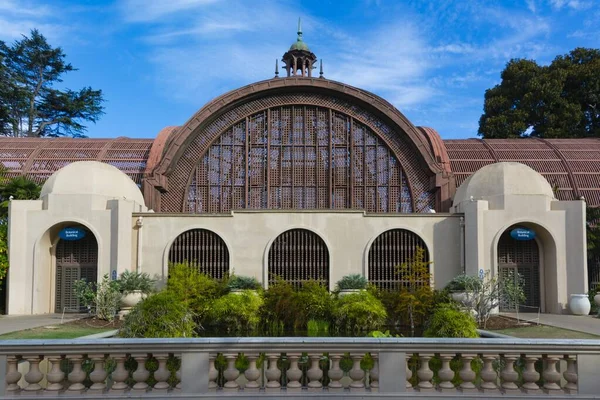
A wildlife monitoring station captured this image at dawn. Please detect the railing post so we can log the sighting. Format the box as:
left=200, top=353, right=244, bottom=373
left=0, top=355, right=6, bottom=395
left=576, top=354, right=600, bottom=395
left=181, top=351, right=209, bottom=394
left=378, top=351, right=405, bottom=394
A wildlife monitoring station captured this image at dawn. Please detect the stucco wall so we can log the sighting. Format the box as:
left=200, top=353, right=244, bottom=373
left=134, top=211, right=463, bottom=292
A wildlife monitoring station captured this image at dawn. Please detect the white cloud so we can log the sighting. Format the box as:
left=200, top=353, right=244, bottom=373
left=548, top=0, right=592, bottom=10
left=120, top=0, right=224, bottom=22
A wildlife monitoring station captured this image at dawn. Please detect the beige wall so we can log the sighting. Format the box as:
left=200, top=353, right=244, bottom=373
left=135, top=211, right=462, bottom=292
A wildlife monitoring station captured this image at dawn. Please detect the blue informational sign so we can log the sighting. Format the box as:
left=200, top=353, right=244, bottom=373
left=510, top=228, right=535, bottom=241
left=479, top=269, right=484, bottom=279
left=58, top=227, right=86, bottom=241
left=111, top=270, right=117, bottom=280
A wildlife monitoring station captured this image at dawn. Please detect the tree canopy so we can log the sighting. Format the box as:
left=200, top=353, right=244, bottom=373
left=479, top=48, right=600, bottom=139
left=0, top=29, right=104, bottom=137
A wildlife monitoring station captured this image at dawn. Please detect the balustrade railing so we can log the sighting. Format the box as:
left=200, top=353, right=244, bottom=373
left=1, top=337, right=599, bottom=398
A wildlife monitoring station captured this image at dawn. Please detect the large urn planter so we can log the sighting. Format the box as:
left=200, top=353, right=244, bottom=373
left=118, top=290, right=145, bottom=319
left=339, top=289, right=363, bottom=297
left=569, top=294, right=591, bottom=316
left=451, top=291, right=475, bottom=308
left=594, top=294, right=600, bottom=308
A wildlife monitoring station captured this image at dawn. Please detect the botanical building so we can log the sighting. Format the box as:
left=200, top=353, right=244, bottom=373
left=3, top=26, right=595, bottom=315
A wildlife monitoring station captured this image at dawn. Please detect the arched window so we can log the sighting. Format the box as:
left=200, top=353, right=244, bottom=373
left=168, top=229, right=230, bottom=279
left=268, top=229, right=329, bottom=288
left=368, top=229, right=429, bottom=291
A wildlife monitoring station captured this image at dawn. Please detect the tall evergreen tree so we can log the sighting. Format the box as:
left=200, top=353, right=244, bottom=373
left=0, top=29, right=104, bottom=137
left=479, top=48, right=600, bottom=138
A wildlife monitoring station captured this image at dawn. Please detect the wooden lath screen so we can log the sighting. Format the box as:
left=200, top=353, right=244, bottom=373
left=268, top=229, right=329, bottom=288
left=168, top=229, right=230, bottom=279
left=368, top=229, right=429, bottom=291
left=498, top=229, right=540, bottom=311
left=55, top=231, right=98, bottom=313
left=186, top=105, right=415, bottom=214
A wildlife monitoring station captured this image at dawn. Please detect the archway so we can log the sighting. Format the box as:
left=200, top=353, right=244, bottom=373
left=497, top=226, right=541, bottom=312
left=267, top=228, right=329, bottom=288
left=55, top=226, right=98, bottom=313
left=168, top=229, right=230, bottom=279
left=368, top=229, right=430, bottom=291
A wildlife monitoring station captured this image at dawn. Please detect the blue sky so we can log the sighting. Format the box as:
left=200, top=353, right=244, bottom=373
left=1, top=0, right=598, bottom=139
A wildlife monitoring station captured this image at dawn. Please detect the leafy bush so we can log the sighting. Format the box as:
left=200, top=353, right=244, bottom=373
left=336, top=274, right=367, bottom=290
left=424, top=304, right=478, bottom=338
left=292, top=280, right=331, bottom=329
left=227, top=275, right=261, bottom=290
left=117, top=270, right=155, bottom=295
left=445, top=275, right=482, bottom=292
left=366, top=330, right=401, bottom=338
left=205, top=290, right=263, bottom=334
left=119, top=291, right=196, bottom=338
left=332, top=290, right=387, bottom=333
left=307, top=319, right=330, bottom=336
left=73, top=274, right=121, bottom=321
left=166, top=263, right=226, bottom=320
left=260, top=278, right=297, bottom=329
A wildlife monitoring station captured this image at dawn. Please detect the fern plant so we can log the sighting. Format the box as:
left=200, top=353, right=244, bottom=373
left=424, top=304, right=478, bottom=338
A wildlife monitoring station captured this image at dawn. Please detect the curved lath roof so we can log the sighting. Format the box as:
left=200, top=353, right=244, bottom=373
left=1, top=134, right=599, bottom=208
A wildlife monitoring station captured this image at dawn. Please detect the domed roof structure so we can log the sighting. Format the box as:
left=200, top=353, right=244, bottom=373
left=289, top=18, right=310, bottom=51
left=41, top=161, right=146, bottom=206
left=453, top=162, right=555, bottom=207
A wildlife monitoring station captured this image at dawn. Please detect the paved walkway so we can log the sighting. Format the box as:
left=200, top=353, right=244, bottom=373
left=0, top=314, right=87, bottom=335
left=502, top=312, right=600, bottom=336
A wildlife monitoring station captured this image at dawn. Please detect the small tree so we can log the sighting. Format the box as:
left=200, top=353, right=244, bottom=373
left=73, top=274, right=121, bottom=321
left=395, top=247, right=433, bottom=336
left=499, top=270, right=526, bottom=312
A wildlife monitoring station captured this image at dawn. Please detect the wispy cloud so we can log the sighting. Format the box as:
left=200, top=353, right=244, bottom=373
left=120, top=0, right=224, bottom=22
left=548, top=0, right=593, bottom=10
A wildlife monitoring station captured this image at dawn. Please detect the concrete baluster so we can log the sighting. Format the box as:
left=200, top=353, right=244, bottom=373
left=110, top=354, right=129, bottom=393
left=500, top=354, right=519, bottom=391
left=307, top=353, right=323, bottom=389
left=45, top=356, right=65, bottom=392
left=327, top=354, right=343, bottom=390
left=23, top=356, right=43, bottom=392
left=417, top=354, right=434, bottom=391
left=243, top=354, right=261, bottom=390
left=349, top=353, right=365, bottom=390
left=208, top=354, right=218, bottom=389
left=88, top=353, right=108, bottom=392
left=152, top=353, right=171, bottom=392
left=522, top=354, right=541, bottom=393
left=369, top=353, right=379, bottom=391
left=265, top=353, right=281, bottom=389
left=437, top=354, right=455, bottom=390
left=459, top=354, right=477, bottom=391
left=480, top=354, right=498, bottom=392
left=223, top=353, right=240, bottom=390
left=543, top=355, right=562, bottom=393
left=67, top=354, right=87, bottom=393
left=406, top=354, right=414, bottom=389
left=287, top=353, right=303, bottom=390
left=563, top=355, right=578, bottom=393
left=5, top=356, right=22, bottom=393
left=132, top=353, right=150, bottom=392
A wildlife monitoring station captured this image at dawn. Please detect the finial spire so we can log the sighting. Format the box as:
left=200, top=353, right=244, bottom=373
left=319, top=59, right=323, bottom=78
left=297, top=17, right=303, bottom=41
left=275, top=59, right=279, bottom=78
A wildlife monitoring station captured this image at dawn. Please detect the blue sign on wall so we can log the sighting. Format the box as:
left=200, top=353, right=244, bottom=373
left=59, top=227, right=86, bottom=241
left=510, top=228, right=535, bottom=241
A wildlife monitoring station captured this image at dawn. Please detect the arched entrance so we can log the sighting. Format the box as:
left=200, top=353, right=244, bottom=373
left=268, top=229, right=329, bottom=288
left=498, top=226, right=541, bottom=311
left=168, top=229, right=230, bottom=279
left=368, top=229, right=430, bottom=291
left=55, top=226, right=98, bottom=313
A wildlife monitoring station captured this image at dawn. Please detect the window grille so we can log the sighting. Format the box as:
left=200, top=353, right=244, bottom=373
left=268, top=229, right=329, bottom=288
left=168, top=229, right=230, bottom=279
left=55, top=229, right=98, bottom=313
left=368, top=229, right=429, bottom=291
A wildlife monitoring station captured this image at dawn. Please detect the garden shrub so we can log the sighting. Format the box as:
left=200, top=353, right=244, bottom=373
left=292, top=280, right=331, bottom=329
left=307, top=319, right=330, bottom=336
left=260, top=278, right=296, bottom=330
left=73, top=274, right=121, bottom=321
left=227, top=275, right=261, bottom=290
left=165, top=263, right=226, bottom=320
left=205, top=290, right=263, bottom=334
left=336, top=274, right=367, bottom=290
left=423, top=304, right=478, bottom=338
left=119, top=291, right=196, bottom=338
left=332, top=290, right=387, bottom=333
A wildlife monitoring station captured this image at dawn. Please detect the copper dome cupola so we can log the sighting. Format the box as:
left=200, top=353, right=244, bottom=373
left=281, top=18, right=318, bottom=77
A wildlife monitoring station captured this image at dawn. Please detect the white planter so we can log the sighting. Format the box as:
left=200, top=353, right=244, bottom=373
left=569, top=294, right=591, bottom=316
left=230, top=289, right=258, bottom=295
left=451, top=291, right=475, bottom=308
left=339, top=289, right=363, bottom=297
left=120, top=291, right=144, bottom=310
left=594, top=294, right=600, bottom=307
